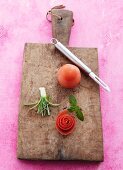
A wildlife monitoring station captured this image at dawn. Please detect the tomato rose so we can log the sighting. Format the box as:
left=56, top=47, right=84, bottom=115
left=56, top=109, right=76, bottom=135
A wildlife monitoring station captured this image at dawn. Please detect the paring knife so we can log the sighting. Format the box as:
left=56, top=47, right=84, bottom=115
left=51, top=38, right=110, bottom=92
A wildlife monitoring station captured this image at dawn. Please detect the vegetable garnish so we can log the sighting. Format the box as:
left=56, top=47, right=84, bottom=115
left=56, top=109, right=76, bottom=135
left=67, top=95, right=84, bottom=121
left=24, top=87, right=59, bottom=116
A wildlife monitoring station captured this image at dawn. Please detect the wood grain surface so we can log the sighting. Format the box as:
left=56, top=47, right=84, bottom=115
left=17, top=43, right=103, bottom=161
left=51, top=9, right=73, bottom=45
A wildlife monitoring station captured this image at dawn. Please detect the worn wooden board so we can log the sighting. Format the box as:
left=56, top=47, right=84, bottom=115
left=17, top=43, right=103, bottom=161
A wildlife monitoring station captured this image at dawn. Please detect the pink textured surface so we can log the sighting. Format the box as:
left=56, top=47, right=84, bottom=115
left=0, top=0, right=123, bottom=170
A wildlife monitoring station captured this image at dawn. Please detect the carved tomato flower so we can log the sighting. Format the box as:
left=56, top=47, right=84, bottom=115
left=56, top=109, right=76, bottom=135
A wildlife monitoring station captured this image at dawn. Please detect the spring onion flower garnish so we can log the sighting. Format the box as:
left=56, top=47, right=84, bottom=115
left=24, top=87, right=59, bottom=116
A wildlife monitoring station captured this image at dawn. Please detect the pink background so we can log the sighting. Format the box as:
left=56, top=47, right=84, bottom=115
left=0, top=0, right=123, bottom=170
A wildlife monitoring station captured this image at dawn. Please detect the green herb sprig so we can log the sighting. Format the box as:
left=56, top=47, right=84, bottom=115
left=68, top=95, right=84, bottom=121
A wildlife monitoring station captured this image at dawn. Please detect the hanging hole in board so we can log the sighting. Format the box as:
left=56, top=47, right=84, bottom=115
left=58, top=17, right=63, bottom=20
left=58, top=16, right=63, bottom=23
left=46, top=11, right=63, bottom=22
left=46, top=9, right=74, bottom=26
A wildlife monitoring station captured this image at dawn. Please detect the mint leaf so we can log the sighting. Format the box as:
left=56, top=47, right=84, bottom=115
left=68, top=106, right=76, bottom=112
left=74, top=105, right=80, bottom=111
left=69, top=95, right=77, bottom=106
left=68, top=95, right=84, bottom=121
left=76, top=109, right=84, bottom=121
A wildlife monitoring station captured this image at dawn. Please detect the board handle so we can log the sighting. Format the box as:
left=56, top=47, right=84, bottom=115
left=46, top=5, right=74, bottom=45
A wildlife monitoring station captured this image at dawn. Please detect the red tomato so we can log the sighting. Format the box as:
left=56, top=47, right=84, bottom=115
left=57, top=64, right=81, bottom=88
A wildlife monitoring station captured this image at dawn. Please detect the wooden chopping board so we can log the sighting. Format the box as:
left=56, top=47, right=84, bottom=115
left=17, top=43, right=103, bottom=161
